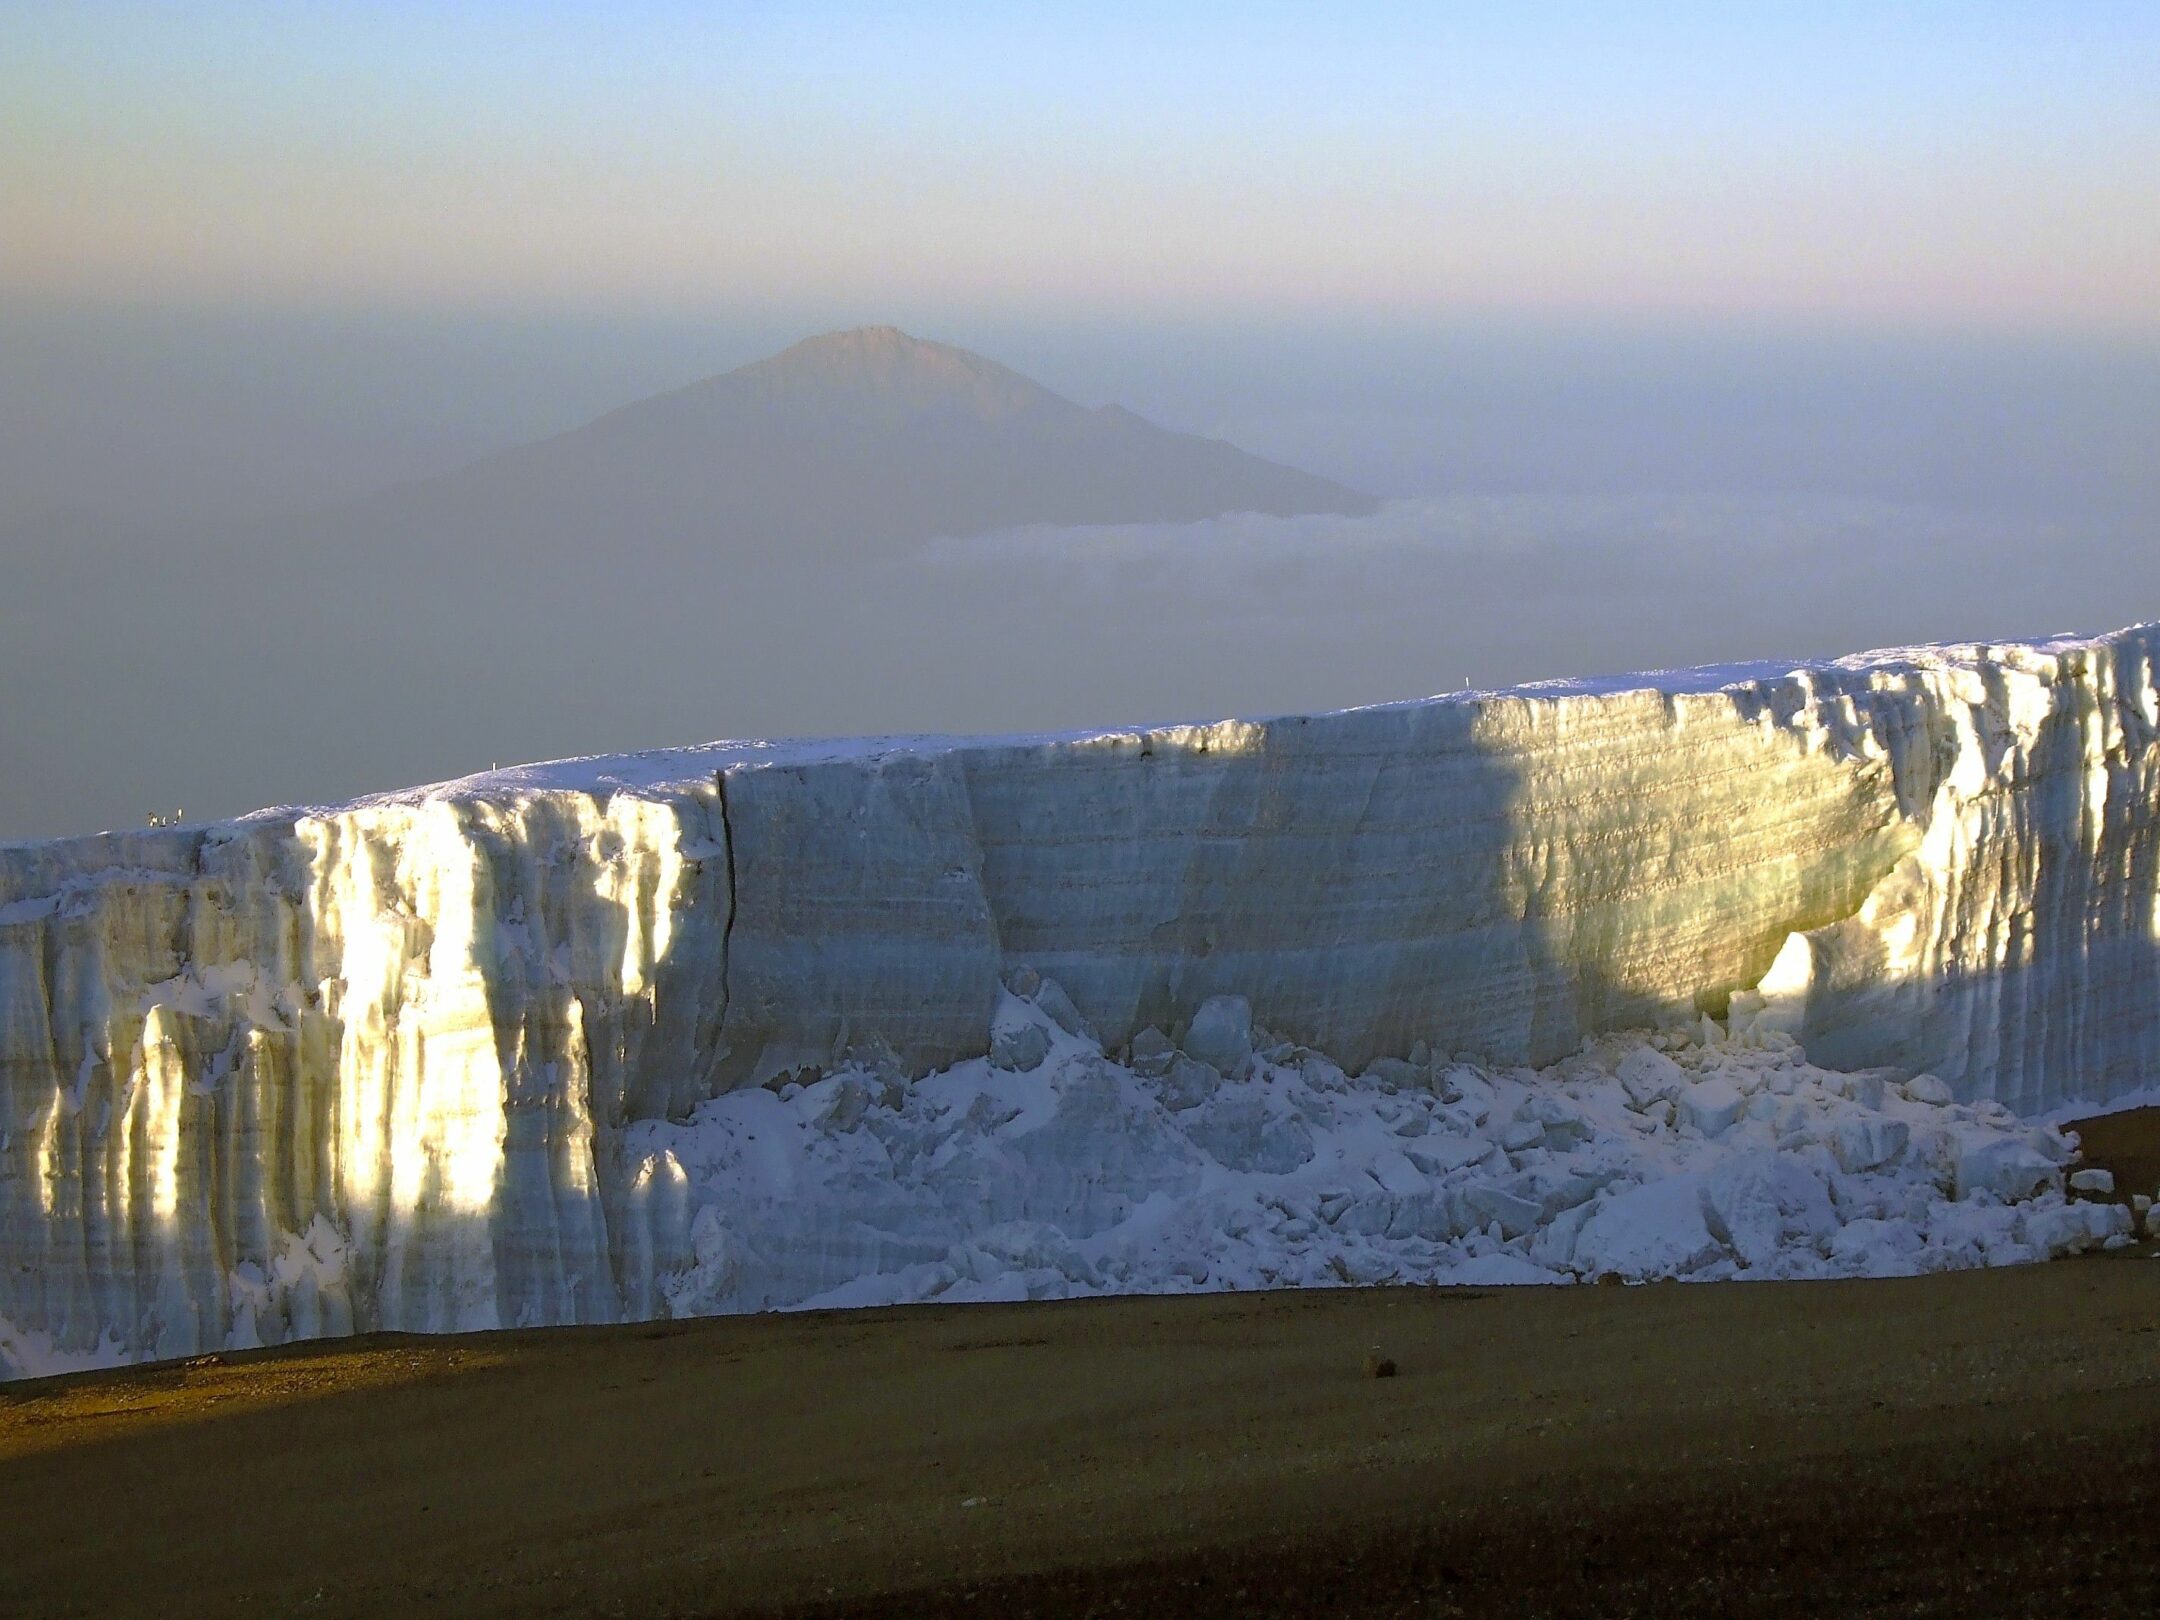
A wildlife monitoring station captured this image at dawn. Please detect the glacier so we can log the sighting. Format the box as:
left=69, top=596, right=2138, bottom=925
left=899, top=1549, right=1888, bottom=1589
left=2, top=623, right=2155, bottom=1375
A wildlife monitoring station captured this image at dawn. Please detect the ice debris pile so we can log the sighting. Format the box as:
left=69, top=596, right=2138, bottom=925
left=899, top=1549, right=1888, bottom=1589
left=628, top=983, right=2135, bottom=1319
left=4, top=622, right=2157, bottom=1376
left=1, top=976, right=2142, bottom=1379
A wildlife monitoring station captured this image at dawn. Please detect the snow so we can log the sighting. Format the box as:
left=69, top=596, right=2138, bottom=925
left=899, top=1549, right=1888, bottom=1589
left=1954, top=1137, right=2064, bottom=1203
left=1181, top=995, right=1256, bottom=1079
left=1678, top=1077, right=1747, bottom=1138
left=598, top=987, right=2121, bottom=1330
left=0, top=983, right=2132, bottom=1382
left=2, top=621, right=2157, bottom=1376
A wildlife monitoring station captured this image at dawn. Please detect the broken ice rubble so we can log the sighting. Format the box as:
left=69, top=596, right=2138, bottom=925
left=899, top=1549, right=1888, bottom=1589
left=3, top=978, right=2138, bottom=1380
left=618, top=985, right=2134, bottom=1322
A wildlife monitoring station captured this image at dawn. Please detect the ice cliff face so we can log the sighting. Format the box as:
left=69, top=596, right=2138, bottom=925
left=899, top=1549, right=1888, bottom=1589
left=2, top=624, right=2155, bottom=1371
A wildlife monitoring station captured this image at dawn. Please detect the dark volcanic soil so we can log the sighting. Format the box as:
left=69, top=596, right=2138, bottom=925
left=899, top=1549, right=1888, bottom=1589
left=2069, top=1106, right=2160, bottom=1215
left=0, top=1114, right=2153, bottom=1619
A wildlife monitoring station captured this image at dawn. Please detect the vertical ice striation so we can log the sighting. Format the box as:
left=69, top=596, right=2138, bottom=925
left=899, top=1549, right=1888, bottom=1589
left=1, top=623, right=2154, bottom=1367
left=0, top=790, right=733, bottom=1365
left=1749, top=631, right=2160, bottom=1112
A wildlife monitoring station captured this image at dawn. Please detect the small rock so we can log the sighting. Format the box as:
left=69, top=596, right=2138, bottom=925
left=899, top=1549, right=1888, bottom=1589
left=2069, top=1167, right=2116, bottom=1196
left=1004, top=964, right=1042, bottom=999
left=1362, top=1349, right=1398, bottom=1379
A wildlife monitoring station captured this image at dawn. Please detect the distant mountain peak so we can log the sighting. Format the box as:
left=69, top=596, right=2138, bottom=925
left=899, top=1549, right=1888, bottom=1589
left=768, top=325, right=943, bottom=366
left=729, top=326, right=1048, bottom=418
left=349, top=326, right=1377, bottom=547
left=790, top=324, right=926, bottom=354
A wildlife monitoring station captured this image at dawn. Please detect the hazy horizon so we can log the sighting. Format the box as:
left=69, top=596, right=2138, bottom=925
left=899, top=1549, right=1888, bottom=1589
left=3, top=4, right=2157, bottom=839
left=7, top=303, right=2154, bottom=526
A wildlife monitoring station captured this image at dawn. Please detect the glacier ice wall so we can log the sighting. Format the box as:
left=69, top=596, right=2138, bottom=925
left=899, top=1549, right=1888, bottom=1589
left=1, top=623, right=2155, bottom=1366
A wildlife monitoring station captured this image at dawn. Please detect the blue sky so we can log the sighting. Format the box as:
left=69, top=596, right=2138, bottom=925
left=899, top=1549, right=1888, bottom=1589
left=6, top=2, right=2156, bottom=332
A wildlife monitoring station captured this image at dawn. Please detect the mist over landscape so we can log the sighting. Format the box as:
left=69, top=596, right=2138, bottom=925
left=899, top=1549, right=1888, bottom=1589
left=7, top=5, right=2156, bottom=838
left=4, top=307, right=2156, bottom=839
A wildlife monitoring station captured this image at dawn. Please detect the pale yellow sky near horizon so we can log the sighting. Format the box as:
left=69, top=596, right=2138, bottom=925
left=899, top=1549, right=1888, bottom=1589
left=5, top=3, right=2158, bottom=340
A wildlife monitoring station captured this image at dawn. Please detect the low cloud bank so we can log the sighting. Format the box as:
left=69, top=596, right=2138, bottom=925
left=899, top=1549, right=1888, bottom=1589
left=928, top=492, right=2053, bottom=591
left=910, top=493, right=2114, bottom=695
left=6, top=493, right=2150, bottom=839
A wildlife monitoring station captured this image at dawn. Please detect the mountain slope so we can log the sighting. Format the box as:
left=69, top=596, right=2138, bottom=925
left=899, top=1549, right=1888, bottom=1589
left=339, top=326, right=1375, bottom=557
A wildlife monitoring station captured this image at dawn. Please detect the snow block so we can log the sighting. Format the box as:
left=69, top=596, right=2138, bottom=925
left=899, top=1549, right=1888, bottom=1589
left=1183, top=996, right=1255, bottom=1080
left=1680, top=1077, right=1747, bottom=1137
left=1700, top=1154, right=1838, bottom=1268
left=1955, top=1137, right=2063, bottom=1203
left=1616, top=1047, right=1688, bottom=1110
left=1573, top=1176, right=1723, bottom=1280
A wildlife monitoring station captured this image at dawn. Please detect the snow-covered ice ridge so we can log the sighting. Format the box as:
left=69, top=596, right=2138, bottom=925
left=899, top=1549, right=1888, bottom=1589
left=2, top=623, right=2156, bottom=1373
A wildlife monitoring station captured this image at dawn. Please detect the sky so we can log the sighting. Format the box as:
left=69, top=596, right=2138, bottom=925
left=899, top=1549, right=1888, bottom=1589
left=2, top=3, right=2157, bottom=838
left=7, top=2, right=2158, bottom=332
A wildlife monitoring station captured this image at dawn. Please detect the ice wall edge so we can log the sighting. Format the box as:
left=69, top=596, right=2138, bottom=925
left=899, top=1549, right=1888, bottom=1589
left=3, top=623, right=2155, bottom=1363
